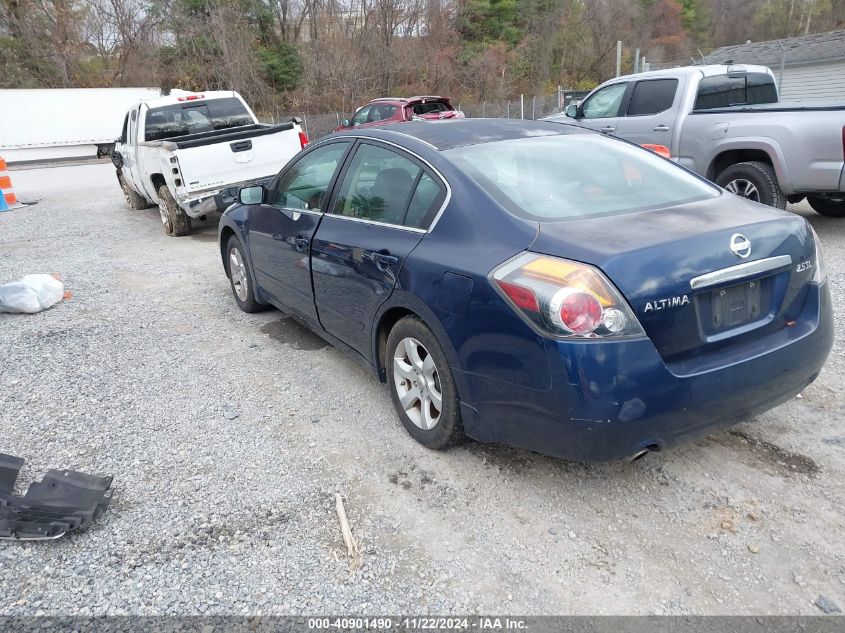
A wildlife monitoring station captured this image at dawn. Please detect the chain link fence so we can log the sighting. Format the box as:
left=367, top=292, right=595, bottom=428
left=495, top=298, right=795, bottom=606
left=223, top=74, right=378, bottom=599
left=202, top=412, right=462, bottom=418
left=257, top=89, right=592, bottom=142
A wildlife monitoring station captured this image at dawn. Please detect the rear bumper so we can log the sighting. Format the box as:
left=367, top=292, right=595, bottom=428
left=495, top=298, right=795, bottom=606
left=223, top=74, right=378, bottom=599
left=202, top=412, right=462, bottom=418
left=176, top=176, right=274, bottom=218
left=458, top=282, right=833, bottom=462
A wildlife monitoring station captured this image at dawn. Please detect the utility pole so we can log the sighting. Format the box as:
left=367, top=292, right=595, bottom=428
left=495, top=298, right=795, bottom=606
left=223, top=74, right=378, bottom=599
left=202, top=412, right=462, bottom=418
left=616, top=41, right=622, bottom=77
left=633, top=48, right=640, bottom=74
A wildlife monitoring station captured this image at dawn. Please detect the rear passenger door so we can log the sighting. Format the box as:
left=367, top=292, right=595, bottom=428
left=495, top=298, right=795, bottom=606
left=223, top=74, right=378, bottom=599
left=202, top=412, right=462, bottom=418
left=617, top=78, right=681, bottom=150
left=311, top=141, right=446, bottom=358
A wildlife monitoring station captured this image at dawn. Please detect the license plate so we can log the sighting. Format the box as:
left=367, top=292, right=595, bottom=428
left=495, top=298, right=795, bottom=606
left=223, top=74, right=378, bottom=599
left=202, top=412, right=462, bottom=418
left=710, top=280, right=762, bottom=330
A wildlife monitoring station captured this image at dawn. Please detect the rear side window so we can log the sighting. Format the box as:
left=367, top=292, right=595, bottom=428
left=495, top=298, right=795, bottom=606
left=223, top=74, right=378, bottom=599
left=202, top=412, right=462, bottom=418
left=144, top=97, right=252, bottom=141
left=331, top=143, right=444, bottom=229
left=445, top=135, right=718, bottom=221
left=405, top=172, right=446, bottom=229
left=627, top=79, right=678, bottom=116
left=694, top=73, right=778, bottom=109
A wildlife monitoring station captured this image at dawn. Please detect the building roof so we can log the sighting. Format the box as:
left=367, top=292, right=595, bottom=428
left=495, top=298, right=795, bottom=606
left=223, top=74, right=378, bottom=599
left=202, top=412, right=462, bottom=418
left=698, top=30, right=845, bottom=68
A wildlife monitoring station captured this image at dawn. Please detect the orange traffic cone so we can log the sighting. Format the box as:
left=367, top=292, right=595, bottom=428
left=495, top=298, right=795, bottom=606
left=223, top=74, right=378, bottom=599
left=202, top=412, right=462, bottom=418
left=0, top=157, right=22, bottom=210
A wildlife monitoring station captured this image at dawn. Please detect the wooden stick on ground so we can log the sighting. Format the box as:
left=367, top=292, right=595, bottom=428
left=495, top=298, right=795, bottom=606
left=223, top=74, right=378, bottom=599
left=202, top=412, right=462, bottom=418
left=335, top=493, right=357, bottom=557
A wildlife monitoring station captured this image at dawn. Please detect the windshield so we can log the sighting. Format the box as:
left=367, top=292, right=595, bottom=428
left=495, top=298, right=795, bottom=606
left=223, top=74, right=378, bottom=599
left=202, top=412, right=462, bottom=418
left=445, top=134, right=719, bottom=221
left=144, top=97, right=254, bottom=141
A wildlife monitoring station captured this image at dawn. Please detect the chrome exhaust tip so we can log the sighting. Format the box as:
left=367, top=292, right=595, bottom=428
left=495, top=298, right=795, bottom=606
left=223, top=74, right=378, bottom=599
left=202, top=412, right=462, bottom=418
left=629, top=448, right=650, bottom=462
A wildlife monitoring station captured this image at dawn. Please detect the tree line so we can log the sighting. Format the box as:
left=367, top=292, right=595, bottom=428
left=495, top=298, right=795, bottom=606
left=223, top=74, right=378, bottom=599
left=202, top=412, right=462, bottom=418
left=1, top=0, right=843, bottom=114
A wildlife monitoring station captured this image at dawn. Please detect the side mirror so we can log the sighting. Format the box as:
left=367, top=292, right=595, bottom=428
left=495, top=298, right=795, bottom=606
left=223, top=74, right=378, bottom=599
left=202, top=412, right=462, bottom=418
left=565, top=104, right=580, bottom=118
left=239, top=185, right=265, bottom=205
left=341, top=119, right=352, bottom=128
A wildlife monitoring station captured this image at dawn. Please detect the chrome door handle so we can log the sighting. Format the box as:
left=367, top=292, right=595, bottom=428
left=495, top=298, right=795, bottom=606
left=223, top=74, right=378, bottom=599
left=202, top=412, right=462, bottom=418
left=600, top=126, right=615, bottom=134
left=652, top=125, right=670, bottom=132
left=364, top=250, right=398, bottom=265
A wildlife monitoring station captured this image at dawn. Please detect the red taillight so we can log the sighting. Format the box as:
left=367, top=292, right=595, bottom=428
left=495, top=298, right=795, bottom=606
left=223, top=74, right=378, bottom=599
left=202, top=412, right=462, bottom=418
left=556, top=290, right=602, bottom=335
left=642, top=144, right=671, bottom=159
left=497, top=280, right=539, bottom=312
left=490, top=253, right=644, bottom=339
left=177, top=94, right=204, bottom=101
left=298, top=131, right=309, bottom=149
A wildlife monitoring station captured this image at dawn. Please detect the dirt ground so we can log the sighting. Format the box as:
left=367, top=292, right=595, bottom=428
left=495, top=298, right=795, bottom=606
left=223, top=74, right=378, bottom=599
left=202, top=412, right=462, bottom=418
left=1, top=162, right=843, bottom=615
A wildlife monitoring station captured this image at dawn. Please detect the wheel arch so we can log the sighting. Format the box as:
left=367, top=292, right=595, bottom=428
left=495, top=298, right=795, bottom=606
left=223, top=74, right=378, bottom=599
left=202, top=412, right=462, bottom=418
left=371, top=291, right=466, bottom=396
left=150, top=173, right=167, bottom=195
left=218, top=219, right=266, bottom=304
left=706, top=140, right=791, bottom=193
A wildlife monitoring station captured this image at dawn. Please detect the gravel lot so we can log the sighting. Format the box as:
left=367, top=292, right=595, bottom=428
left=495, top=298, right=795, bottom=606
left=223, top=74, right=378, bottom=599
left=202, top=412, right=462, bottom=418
left=1, top=162, right=844, bottom=616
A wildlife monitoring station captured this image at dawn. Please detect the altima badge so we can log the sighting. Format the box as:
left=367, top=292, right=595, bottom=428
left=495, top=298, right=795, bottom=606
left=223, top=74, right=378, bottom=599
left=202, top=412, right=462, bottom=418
left=644, top=295, right=690, bottom=312
left=730, top=233, right=752, bottom=258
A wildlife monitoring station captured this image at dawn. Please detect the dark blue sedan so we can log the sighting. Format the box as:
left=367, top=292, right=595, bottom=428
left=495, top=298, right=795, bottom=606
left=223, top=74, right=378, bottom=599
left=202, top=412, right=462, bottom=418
left=218, top=119, right=832, bottom=462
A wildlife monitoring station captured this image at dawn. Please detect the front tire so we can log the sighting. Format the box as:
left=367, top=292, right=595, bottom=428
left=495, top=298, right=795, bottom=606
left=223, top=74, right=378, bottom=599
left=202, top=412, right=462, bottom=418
left=386, top=316, right=463, bottom=450
left=157, top=185, right=191, bottom=237
left=716, top=161, right=786, bottom=209
left=225, top=236, right=267, bottom=313
left=807, top=195, right=845, bottom=218
left=118, top=172, right=149, bottom=210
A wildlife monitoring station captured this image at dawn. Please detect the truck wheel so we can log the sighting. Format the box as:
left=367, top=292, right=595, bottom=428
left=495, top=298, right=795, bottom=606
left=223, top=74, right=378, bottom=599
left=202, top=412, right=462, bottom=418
left=157, top=185, right=192, bottom=237
left=807, top=195, right=845, bottom=218
left=225, top=236, right=268, bottom=313
left=716, top=161, right=786, bottom=209
left=118, top=172, right=149, bottom=210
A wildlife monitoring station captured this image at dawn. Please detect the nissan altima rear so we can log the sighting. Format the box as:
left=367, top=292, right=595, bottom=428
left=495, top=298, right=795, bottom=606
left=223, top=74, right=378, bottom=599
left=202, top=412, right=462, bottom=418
left=445, top=131, right=832, bottom=461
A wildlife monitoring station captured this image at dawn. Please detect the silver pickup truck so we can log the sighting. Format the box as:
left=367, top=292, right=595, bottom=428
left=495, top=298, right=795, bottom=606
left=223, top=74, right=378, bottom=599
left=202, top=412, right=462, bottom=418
left=548, top=64, right=845, bottom=217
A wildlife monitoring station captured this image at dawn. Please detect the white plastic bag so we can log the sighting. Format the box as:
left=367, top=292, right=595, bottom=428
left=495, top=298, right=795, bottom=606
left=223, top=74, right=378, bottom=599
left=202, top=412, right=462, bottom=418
left=0, top=274, right=65, bottom=314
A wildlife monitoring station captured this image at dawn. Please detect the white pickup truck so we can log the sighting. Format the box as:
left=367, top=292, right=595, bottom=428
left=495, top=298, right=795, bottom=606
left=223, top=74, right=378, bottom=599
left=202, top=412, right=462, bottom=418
left=549, top=64, right=845, bottom=217
left=111, top=90, right=307, bottom=236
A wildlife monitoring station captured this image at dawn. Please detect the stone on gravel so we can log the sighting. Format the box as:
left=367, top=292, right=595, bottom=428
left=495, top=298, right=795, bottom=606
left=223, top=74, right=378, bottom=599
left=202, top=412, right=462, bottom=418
left=814, top=595, right=842, bottom=614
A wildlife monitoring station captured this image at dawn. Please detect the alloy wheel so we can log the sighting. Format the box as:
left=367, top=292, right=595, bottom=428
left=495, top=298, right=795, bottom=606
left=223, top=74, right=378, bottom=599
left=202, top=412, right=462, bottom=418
left=229, top=248, right=249, bottom=302
left=393, top=337, right=443, bottom=430
left=724, top=178, right=760, bottom=202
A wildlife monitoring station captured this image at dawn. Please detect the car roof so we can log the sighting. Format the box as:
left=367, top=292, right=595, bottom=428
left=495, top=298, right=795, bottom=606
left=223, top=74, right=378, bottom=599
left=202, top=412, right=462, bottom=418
left=366, top=95, right=450, bottom=104
left=341, top=118, right=590, bottom=151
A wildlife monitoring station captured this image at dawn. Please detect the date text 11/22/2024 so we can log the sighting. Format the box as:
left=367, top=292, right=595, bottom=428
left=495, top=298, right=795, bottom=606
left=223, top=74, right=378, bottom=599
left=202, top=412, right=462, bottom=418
left=306, top=617, right=528, bottom=630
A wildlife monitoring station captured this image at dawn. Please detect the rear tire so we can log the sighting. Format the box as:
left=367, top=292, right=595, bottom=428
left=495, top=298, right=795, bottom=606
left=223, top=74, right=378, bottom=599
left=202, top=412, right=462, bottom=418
left=118, top=172, right=149, bottom=210
left=716, top=161, right=786, bottom=209
left=807, top=195, right=845, bottom=218
left=158, top=185, right=192, bottom=237
left=225, top=236, right=267, bottom=313
left=386, top=316, right=464, bottom=450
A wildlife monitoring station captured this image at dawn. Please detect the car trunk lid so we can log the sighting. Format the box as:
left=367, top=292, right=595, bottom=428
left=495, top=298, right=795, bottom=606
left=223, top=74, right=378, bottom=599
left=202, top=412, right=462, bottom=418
left=529, top=196, right=815, bottom=366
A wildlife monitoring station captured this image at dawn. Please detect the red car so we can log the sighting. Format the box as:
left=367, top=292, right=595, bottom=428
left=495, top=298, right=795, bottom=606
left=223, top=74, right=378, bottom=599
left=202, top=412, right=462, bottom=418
left=334, top=96, right=464, bottom=132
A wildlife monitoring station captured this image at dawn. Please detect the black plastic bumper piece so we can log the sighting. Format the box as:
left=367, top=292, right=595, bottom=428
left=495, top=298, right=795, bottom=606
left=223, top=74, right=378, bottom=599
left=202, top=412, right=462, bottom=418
left=0, top=453, right=113, bottom=541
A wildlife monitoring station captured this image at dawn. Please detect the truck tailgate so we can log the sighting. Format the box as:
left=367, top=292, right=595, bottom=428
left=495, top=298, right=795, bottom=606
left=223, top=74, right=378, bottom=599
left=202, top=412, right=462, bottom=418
left=173, top=125, right=302, bottom=195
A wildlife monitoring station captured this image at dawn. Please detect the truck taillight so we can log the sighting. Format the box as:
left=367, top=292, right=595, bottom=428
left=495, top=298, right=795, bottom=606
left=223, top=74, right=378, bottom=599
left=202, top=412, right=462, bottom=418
left=177, top=94, right=204, bottom=101
left=298, top=131, right=309, bottom=149
left=490, top=253, right=645, bottom=339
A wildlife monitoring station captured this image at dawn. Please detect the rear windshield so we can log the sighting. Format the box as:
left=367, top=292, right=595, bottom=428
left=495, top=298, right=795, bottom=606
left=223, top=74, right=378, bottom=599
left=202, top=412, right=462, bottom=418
left=144, top=97, right=253, bottom=141
left=445, top=134, right=718, bottom=221
left=412, top=101, right=453, bottom=115
left=694, top=73, right=778, bottom=110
